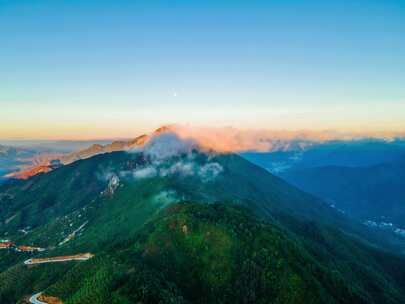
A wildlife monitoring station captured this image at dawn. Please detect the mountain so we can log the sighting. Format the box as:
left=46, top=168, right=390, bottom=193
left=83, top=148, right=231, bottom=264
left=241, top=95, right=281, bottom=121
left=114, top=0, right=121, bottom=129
left=281, top=158, right=405, bottom=228
left=56, top=134, right=149, bottom=164
left=4, top=132, right=152, bottom=180
left=244, top=139, right=405, bottom=243
left=0, top=140, right=110, bottom=181
left=1, top=131, right=405, bottom=303
left=10, top=129, right=405, bottom=181
left=30, top=203, right=380, bottom=304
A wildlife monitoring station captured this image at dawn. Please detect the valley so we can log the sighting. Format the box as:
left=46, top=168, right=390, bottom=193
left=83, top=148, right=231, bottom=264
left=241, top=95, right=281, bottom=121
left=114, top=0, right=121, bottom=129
left=244, top=140, right=405, bottom=232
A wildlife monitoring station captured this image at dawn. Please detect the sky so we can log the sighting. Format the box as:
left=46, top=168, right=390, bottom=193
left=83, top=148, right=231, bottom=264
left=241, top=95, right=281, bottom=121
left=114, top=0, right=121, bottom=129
left=1, top=0, right=405, bottom=139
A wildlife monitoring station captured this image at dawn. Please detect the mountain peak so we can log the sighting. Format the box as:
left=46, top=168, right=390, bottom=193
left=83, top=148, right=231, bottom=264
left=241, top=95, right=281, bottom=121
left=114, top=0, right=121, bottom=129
left=153, top=124, right=177, bottom=135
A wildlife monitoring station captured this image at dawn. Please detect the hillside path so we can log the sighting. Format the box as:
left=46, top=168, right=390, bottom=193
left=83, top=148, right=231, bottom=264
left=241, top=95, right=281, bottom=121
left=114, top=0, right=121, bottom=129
left=29, top=292, right=47, bottom=304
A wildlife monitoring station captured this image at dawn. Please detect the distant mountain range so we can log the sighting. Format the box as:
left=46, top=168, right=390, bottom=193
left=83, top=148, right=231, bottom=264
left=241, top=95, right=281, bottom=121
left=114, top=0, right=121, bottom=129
left=5, top=126, right=405, bottom=181
left=0, top=139, right=125, bottom=180
left=281, top=158, right=405, bottom=227
left=243, top=139, right=405, bottom=172
left=1, top=128, right=405, bottom=303
left=2, top=129, right=158, bottom=180
left=243, top=139, right=405, bottom=238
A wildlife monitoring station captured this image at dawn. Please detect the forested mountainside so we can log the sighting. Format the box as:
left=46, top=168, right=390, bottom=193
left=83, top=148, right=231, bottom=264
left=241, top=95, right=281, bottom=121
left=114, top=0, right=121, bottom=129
left=1, top=134, right=405, bottom=303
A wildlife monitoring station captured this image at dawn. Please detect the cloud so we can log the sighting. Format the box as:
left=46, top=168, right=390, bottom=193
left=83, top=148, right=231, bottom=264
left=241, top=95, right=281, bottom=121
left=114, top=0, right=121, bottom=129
left=125, top=132, right=223, bottom=182
left=160, top=161, right=194, bottom=177
left=158, top=125, right=405, bottom=153
left=132, top=166, right=158, bottom=179
left=141, top=132, right=197, bottom=160
left=129, top=159, right=223, bottom=182
left=160, top=125, right=314, bottom=152
left=198, top=162, right=223, bottom=182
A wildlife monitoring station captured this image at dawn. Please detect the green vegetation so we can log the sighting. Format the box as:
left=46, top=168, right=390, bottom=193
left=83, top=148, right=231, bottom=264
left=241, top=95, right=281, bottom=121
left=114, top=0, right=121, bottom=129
left=1, top=150, right=405, bottom=303
left=45, top=203, right=368, bottom=303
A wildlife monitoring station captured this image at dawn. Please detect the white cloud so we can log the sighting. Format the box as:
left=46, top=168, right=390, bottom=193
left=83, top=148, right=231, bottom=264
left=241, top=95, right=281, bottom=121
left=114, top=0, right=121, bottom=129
left=141, top=133, right=197, bottom=160
left=198, top=162, right=223, bottom=182
left=132, top=166, right=157, bottom=179
left=160, top=161, right=194, bottom=177
left=125, top=132, right=223, bottom=182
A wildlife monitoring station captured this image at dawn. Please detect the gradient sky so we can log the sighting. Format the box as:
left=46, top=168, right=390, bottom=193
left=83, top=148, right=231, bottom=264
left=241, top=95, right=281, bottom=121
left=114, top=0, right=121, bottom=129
left=1, top=0, right=405, bottom=139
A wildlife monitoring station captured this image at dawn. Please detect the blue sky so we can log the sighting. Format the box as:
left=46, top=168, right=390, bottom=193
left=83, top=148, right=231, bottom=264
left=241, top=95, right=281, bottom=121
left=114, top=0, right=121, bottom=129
left=1, top=0, right=404, bottom=139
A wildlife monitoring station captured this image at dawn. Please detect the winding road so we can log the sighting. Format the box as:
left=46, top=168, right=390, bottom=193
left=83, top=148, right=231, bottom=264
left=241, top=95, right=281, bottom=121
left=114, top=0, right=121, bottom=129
left=29, top=292, right=46, bottom=304
left=24, top=253, right=93, bottom=265
left=26, top=253, right=93, bottom=303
